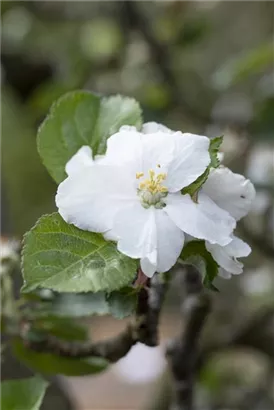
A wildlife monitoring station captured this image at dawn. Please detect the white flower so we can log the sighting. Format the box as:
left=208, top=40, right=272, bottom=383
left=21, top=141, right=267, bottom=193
left=202, top=167, right=255, bottom=278
left=56, top=123, right=236, bottom=277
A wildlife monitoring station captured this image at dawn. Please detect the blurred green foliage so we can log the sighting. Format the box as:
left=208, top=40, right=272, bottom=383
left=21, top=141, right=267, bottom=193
left=1, top=2, right=274, bottom=408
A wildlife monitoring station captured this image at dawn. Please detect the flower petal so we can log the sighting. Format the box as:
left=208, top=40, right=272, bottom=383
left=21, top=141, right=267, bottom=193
left=113, top=205, right=184, bottom=277
left=142, top=122, right=173, bottom=134
left=141, top=133, right=175, bottom=174
left=56, top=164, right=137, bottom=233
left=155, top=210, right=185, bottom=273
left=141, top=211, right=185, bottom=276
left=224, top=236, right=251, bottom=258
left=166, top=132, right=210, bottom=192
left=114, top=204, right=157, bottom=259
left=65, top=146, right=94, bottom=176
left=164, top=192, right=236, bottom=246
left=202, top=167, right=256, bottom=221
left=206, top=235, right=251, bottom=275
left=218, top=268, right=232, bottom=279
left=141, top=252, right=157, bottom=278
left=102, top=129, right=143, bottom=174
left=104, top=129, right=175, bottom=176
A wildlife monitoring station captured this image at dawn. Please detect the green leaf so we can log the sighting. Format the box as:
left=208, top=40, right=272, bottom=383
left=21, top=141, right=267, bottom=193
left=209, top=136, right=223, bottom=168
left=37, top=91, right=143, bottom=183
left=93, top=95, right=142, bottom=155
left=180, top=240, right=219, bottom=289
left=36, top=292, right=110, bottom=318
left=22, top=213, right=138, bottom=293
left=27, top=288, right=139, bottom=319
left=1, top=376, right=48, bottom=410
left=182, top=168, right=210, bottom=198
left=13, top=340, right=109, bottom=376
left=182, top=136, right=223, bottom=197
left=107, top=287, right=138, bottom=319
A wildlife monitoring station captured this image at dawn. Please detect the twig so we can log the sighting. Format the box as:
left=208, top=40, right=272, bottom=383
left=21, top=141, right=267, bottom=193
left=19, top=273, right=168, bottom=362
left=21, top=321, right=138, bottom=363
left=138, top=274, right=168, bottom=346
left=166, top=265, right=211, bottom=410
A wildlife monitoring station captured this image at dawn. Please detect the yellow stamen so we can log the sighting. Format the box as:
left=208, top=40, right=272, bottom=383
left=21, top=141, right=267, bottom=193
left=137, top=168, right=168, bottom=196
left=149, top=169, right=155, bottom=179
left=156, top=173, right=167, bottom=182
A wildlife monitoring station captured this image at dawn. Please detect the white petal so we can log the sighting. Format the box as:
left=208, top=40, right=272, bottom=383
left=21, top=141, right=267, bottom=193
left=142, top=122, right=173, bottom=134
left=166, top=132, right=210, bottom=192
left=103, top=230, right=119, bottom=242
left=141, top=133, right=175, bottom=174
left=104, top=129, right=175, bottom=176
left=103, top=129, right=143, bottom=172
left=113, top=206, right=184, bottom=277
left=153, top=210, right=185, bottom=273
left=202, top=167, right=256, bottom=221
left=113, top=204, right=157, bottom=259
left=141, top=252, right=157, bottom=278
left=164, top=192, right=236, bottom=246
left=56, top=165, right=137, bottom=233
left=224, top=236, right=251, bottom=258
left=140, top=211, right=185, bottom=277
left=206, top=235, right=251, bottom=275
left=65, top=146, right=94, bottom=176
left=218, top=268, right=232, bottom=279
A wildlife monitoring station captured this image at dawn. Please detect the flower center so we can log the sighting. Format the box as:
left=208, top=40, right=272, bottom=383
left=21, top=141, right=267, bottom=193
left=136, top=167, right=168, bottom=209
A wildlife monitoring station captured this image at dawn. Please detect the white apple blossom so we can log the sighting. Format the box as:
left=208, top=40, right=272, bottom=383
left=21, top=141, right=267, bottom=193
left=202, top=167, right=255, bottom=278
left=56, top=123, right=236, bottom=277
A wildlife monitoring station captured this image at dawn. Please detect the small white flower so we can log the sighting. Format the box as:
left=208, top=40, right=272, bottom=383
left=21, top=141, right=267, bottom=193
left=202, top=167, right=255, bottom=278
left=56, top=124, right=236, bottom=277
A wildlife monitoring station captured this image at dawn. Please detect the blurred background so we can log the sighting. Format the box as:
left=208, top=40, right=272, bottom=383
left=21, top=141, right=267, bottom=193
left=1, top=1, right=274, bottom=409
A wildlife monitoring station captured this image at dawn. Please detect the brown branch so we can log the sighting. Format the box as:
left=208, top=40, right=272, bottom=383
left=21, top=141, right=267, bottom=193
left=20, top=273, right=168, bottom=362
left=166, top=265, right=211, bottom=410
left=138, top=274, right=168, bottom=346
left=21, top=321, right=138, bottom=363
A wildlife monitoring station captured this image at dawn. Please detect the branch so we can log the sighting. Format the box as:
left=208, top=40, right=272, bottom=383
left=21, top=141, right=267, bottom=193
left=166, top=265, right=211, bottom=410
left=20, top=321, right=138, bottom=363
left=19, top=273, right=168, bottom=362
left=138, top=273, right=168, bottom=346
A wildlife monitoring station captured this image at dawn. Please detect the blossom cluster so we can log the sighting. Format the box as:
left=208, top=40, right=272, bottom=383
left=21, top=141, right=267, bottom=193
left=56, top=122, right=255, bottom=279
